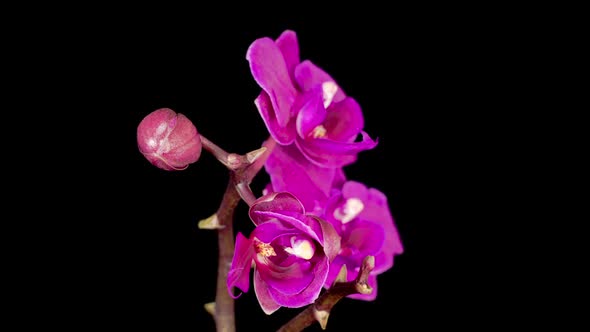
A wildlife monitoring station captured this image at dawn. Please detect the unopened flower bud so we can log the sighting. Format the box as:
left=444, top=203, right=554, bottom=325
left=137, top=108, right=202, bottom=171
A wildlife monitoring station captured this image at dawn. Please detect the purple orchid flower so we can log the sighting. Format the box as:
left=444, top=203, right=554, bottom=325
left=247, top=30, right=377, bottom=168
left=322, top=181, right=403, bottom=301
left=227, top=192, right=341, bottom=314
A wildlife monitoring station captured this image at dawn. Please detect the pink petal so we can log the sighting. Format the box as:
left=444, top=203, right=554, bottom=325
left=255, top=92, right=296, bottom=145
left=247, top=37, right=298, bottom=128
left=227, top=233, right=254, bottom=298
left=256, top=256, right=314, bottom=295
left=344, top=220, right=386, bottom=260
left=342, top=181, right=369, bottom=202
left=323, top=97, right=365, bottom=142
left=252, top=211, right=321, bottom=244
left=249, top=192, right=305, bottom=226
left=275, top=30, right=300, bottom=79
left=360, top=188, right=404, bottom=274
left=251, top=219, right=299, bottom=244
left=333, top=168, right=347, bottom=190
left=312, top=215, right=341, bottom=261
left=296, top=131, right=378, bottom=168
left=295, top=88, right=327, bottom=138
left=266, top=257, right=329, bottom=308
left=294, top=60, right=346, bottom=102
left=253, top=268, right=281, bottom=315
left=265, top=144, right=336, bottom=211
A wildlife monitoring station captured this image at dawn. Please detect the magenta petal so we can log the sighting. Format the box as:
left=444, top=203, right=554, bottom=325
left=322, top=194, right=345, bottom=234
left=267, top=257, right=329, bottom=308
left=373, top=251, right=395, bottom=275
left=264, top=144, right=335, bottom=212
left=342, top=181, right=369, bottom=202
left=255, top=92, right=296, bottom=145
left=295, top=89, right=327, bottom=138
left=333, top=168, right=347, bottom=190
left=312, top=215, right=341, bottom=261
left=275, top=30, right=300, bottom=79
left=249, top=192, right=305, bottom=226
left=256, top=257, right=314, bottom=295
left=324, top=97, right=365, bottom=142
left=360, top=188, right=404, bottom=274
left=253, top=268, right=281, bottom=315
left=252, top=211, right=321, bottom=244
left=251, top=219, right=299, bottom=244
left=247, top=37, right=298, bottom=128
left=324, top=258, right=345, bottom=288
left=362, top=188, right=404, bottom=258
left=297, top=131, right=378, bottom=168
left=344, top=219, right=386, bottom=260
left=368, top=187, right=388, bottom=205
left=252, top=192, right=305, bottom=214
left=294, top=60, right=346, bottom=102
left=370, top=188, right=404, bottom=258
left=227, top=233, right=254, bottom=298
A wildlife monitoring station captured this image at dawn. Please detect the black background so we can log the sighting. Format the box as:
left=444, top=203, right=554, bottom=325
left=22, top=5, right=549, bottom=331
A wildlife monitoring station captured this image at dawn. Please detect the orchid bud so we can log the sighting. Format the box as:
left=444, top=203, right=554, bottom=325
left=137, top=108, right=202, bottom=171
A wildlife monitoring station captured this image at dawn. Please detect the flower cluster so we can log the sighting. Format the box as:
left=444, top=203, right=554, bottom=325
left=228, top=30, right=403, bottom=312
left=136, top=30, right=403, bottom=319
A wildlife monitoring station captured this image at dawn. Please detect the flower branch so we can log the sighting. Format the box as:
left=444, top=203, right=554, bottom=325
left=198, top=134, right=276, bottom=331
left=277, top=255, right=376, bottom=332
left=201, top=135, right=275, bottom=206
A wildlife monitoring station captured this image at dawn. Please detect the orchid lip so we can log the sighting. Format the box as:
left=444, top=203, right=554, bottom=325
left=284, top=236, right=315, bottom=260
left=333, top=198, right=364, bottom=224
left=322, top=81, right=338, bottom=108
left=310, top=125, right=327, bottom=139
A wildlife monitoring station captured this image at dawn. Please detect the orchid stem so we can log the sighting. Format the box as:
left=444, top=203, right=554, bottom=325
left=212, top=179, right=240, bottom=332
left=200, top=136, right=277, bottom=332
left=235, top=181, right=257, bottom=207
left=277, top=256, right=376, bottom=332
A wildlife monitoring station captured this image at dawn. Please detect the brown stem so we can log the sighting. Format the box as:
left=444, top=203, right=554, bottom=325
left=233, top=137, right=277, bottom=206
left=244, top=137, right=276, bottom=181
left=213, top=179, right=241, bottom=332
left=200, top=135, right=277, bottom=332
left=200, top=134, right=231, bottom=165
left=235, top=182, right=257, bottom=206
left=277, top=256, right=376, bottom=332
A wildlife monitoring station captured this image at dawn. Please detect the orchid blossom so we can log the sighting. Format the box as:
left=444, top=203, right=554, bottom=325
left=227, top=192, right=340, bottom=314
left=247, top=30, right=377, bottom=168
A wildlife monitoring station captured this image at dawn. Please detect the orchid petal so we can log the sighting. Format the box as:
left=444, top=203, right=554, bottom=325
left=227, top=233, right=254, bottom=298
left=253, top=267, right=281, bottom=315
left=249, top=192, right=305, bottom=225
left=264, top=145, right=335, bottom=212
left=297, top=131, right=378, bottom=168
left=295, top=90, right=327, bottom=139
left=267, top=257, right=329, bottom=308
left=256, top=254, right=314, bottom=295
left=276, top=30, right=300, bottom=79
left=323, top=97, right=365, bottom=142
left=254, top=92, right=296, bottom=145
left=294, top=60, right=346, bottom=102
left=247, top=37, right=298, bottom=128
